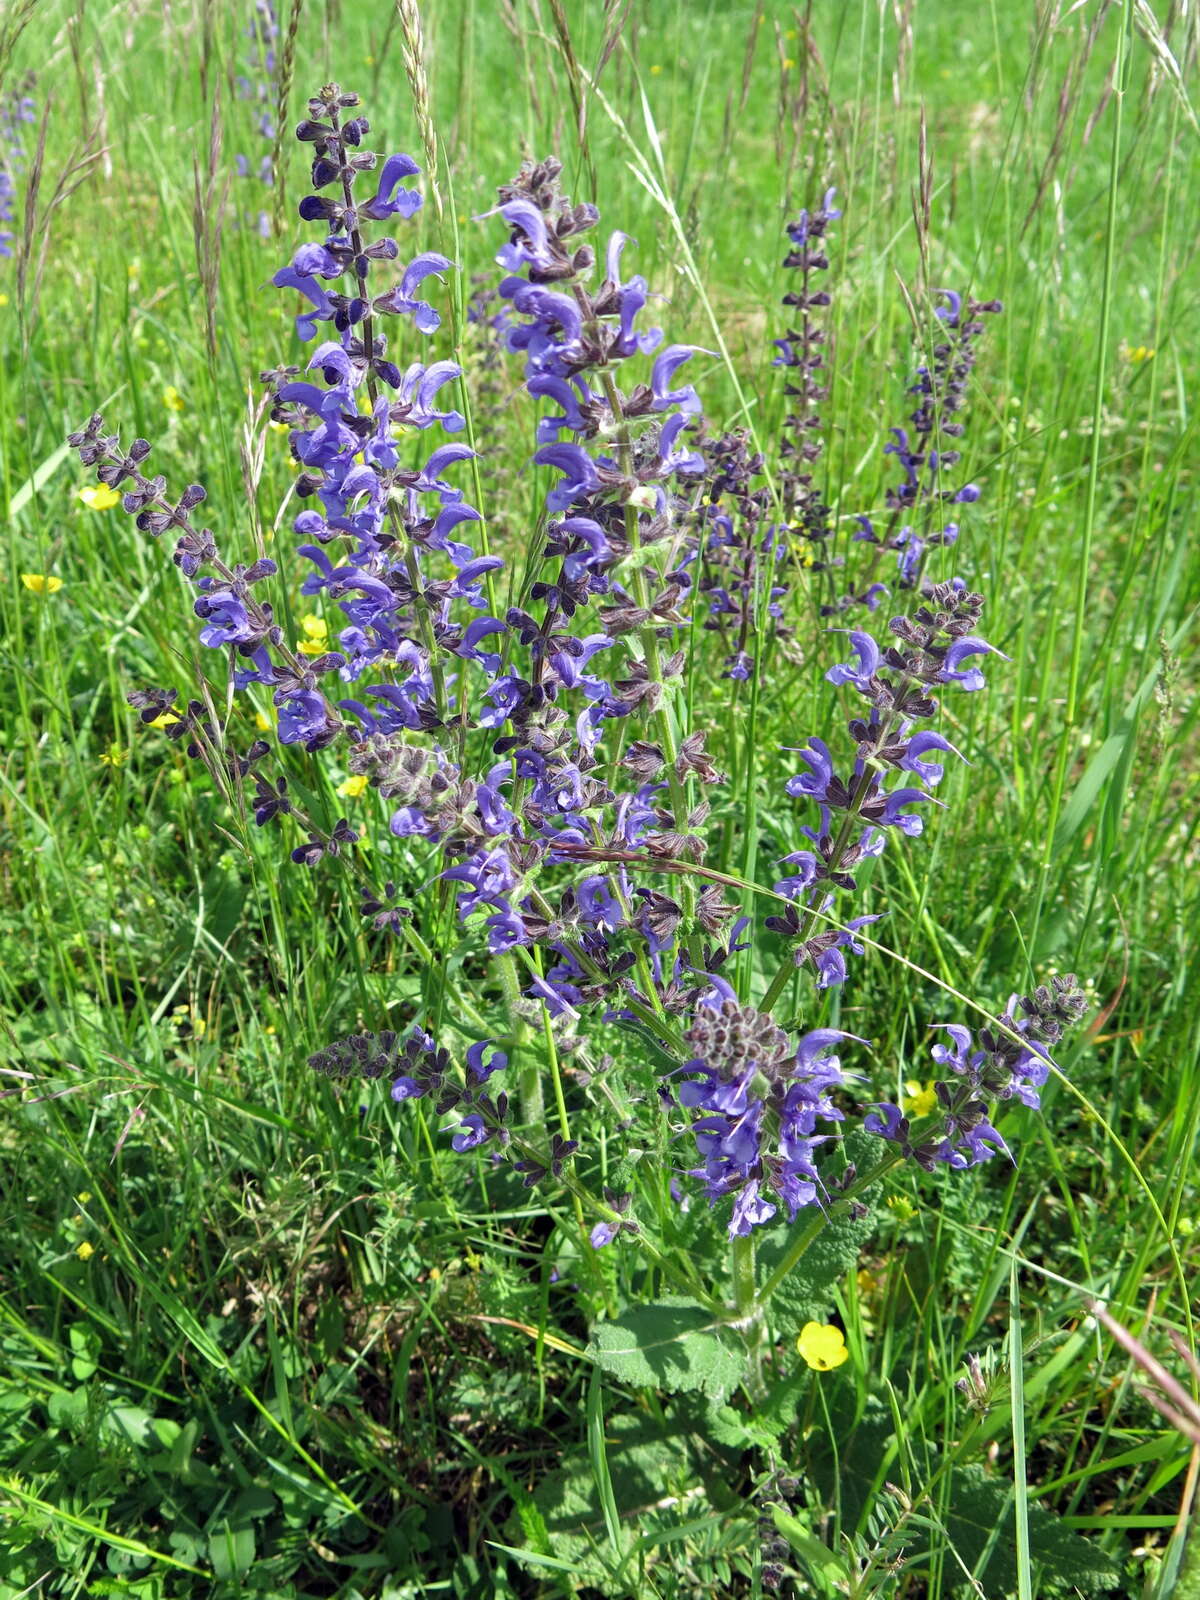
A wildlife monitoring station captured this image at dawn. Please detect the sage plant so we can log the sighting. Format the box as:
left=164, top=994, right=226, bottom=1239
left=70, top=84, right=1088, bottom=1328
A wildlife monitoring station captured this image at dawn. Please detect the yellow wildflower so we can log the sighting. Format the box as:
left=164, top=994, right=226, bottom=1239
left=297, top=613, right=329, bottom=656
left=76, top=1240, right=95, bottom=1261
left=901, top=1078, right=937, bottom=1118
left=99, top=743, right=129, bottom=768
left=77, top=1192, right=92, bottom=1204
left=783, top=57, right=795, bottom=68
left=0, top=293, right=9, bottom=307
left=254, top=708, right=274, bottom=732
left=649, top=64, right=662, bottom=75
left=886, top=1194, right=916, bottom=1221
left=1124, top=345, right=1155, bottom=364
left=172, top=1004, right=207, bottom=1038
left=788, top=531, right=816, bottom=568
left=21, top=573, right=65, bottom=594
left=337, top=774, right=369, bottom=799
left=797, top=1321, right=849, bottom=1371
left=78, top=484, right=121, bottom=511
left=163, top=384, right=185, bottom=413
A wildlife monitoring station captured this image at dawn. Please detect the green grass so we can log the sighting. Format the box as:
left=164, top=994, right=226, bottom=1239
left=1, top=0, right=1198, bottom=1596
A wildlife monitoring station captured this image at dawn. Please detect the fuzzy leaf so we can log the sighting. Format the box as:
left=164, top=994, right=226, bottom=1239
left=588, top=1296, right=743, bottom=1397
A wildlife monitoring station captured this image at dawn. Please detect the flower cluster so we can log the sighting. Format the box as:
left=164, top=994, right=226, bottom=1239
left=695, top=429, right=789, bottom=682
left=669, top=982, right=854, bottom=1236
left=0, top=75, right=34, bottom=260
left=311, top=1026, right=516, bottom=1156
left=850, top=291, right=1002, bottom=594
left=266, top=82, right=489, bottom=750
left=235, top=0, right=279, bottom=238
left=866, top=973, right=1089, bottom=1167
left=65, top=412, right=352, bottom=755
left=773, top=186, right=840, bottom=559
left=766, top=580, right=1000, bottom=994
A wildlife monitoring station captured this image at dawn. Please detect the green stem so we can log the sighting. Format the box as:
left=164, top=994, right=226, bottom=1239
left=496, top=950, right=541, bottom=1128
left=755, top=1151, right=902, bottom=1311
left=731, top=1231, right=757, bottom=1317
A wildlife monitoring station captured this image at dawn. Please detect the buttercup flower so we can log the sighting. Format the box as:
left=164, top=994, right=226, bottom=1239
left=77, top=484, right=121, bottom=511
left=797, top=1321, right=849, bottom=1370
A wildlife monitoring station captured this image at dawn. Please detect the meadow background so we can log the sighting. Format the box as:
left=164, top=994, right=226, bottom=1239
left=1, top=0, right=1198, bottom=1595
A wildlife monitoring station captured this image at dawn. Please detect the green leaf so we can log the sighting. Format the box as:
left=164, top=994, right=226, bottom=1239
left=207, top=1519, right=256, bottom=1581
left=952, top=1465, right=1122, bottom=1594
left=68, top=1324, right=102, bottom=1381
left=772, top=1507, right=849, bottom=1592
left=588, top=1296, right=744, bottom=1397
left=46, top=1387, right=89, bottom=1431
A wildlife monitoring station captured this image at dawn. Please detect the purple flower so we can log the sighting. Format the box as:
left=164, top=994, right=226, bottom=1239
left=276, top=689, right=339, bottom=747
left=466, top=1041, right=508, bottom=1082
left=450, top=1113, right=490, bottom=1152
left=938, top=635, right=1005, bottom=692
left=729, top=1180, right=777, bottom=1236
left=360, top=152, right=422, bottom=221
left=273, top=258, right=337, bottom=341
left=899, top=730, right=962, bottom=787
left=373, top=252, right=452, bottom=332
left=784, top=737, right=839, bottom=805
left=193, top=587, right=259, bottom=649
left=534, top=443, right=600, bottom=512
left=826, top=630, right=881, bottom=692
left=489, top=197, right=557, bottom=274
left=878, top=786, right=938, bottom=836
left=650, top=345, right=705, bottom=416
